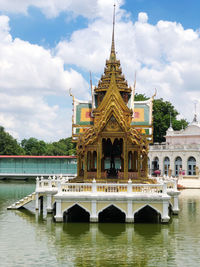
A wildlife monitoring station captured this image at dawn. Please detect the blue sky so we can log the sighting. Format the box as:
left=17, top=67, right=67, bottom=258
left=0, top=0, right=200, bottom=141
left=7, top=0, right=200, bottom=47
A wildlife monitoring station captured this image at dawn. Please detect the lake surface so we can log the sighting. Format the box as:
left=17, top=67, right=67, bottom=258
left=0, top=181, right=200, bottom=267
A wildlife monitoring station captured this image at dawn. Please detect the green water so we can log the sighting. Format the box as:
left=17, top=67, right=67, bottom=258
left=0, top=181, right=200, bottom=267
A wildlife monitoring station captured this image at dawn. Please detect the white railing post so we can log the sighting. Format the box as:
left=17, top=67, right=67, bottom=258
left=57, top=180, right=62, bottom=194
left=128, top=179, right=132, bottom=193
left=173, top=179, right=177, bottom=191
left=48, top=176, right=52, bottom=188
left=92, top=179, right=97, bottom=193
left=40, top=176, right=44, bottom=187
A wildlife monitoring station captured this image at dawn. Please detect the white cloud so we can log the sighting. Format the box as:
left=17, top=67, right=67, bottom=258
left=0, top=0, right=124, bottom=18
left=138, top=12, right=148, bottom=23
left=56, top=10, right=200, bottom=123
left=0, top=15, right=89, bottom=141
left=1, top=2, right=200, bottom=141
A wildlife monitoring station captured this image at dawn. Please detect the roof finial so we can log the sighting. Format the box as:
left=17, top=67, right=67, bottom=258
left=110, top=3, right=116, bottom=60
left=193, top=100, right=198, bottom=123
left=90, top=71, right=95, bottom=112
left=167, top=111, right=174, bottom=133
left=170, top=112, right=172, bottom=128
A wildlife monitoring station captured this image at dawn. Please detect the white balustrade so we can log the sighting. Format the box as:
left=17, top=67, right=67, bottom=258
left=35, top=175, right=177, bottom=195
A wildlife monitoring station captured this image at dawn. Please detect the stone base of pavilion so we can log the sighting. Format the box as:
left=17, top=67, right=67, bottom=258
left=7, top=176, right=180, bottom=224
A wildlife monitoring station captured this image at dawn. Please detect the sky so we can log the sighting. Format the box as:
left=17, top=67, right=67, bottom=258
left=0, top=0, right=200, bottom=142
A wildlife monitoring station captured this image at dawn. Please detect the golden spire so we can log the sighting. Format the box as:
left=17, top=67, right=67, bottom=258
left=110, top=3, right=116, bottom=61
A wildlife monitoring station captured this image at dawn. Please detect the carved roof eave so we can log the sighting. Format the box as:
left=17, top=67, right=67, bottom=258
left=77, top=104, right=148, bottom=153
left=95, top=71, right=131, bottom=114
left=76, top=72, right=148, bottom=154
left=77, top=124, right=148, bottom=155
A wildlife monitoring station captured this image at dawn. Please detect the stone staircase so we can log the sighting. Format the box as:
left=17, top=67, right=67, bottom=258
left=7, top=192, right=36, bottom=210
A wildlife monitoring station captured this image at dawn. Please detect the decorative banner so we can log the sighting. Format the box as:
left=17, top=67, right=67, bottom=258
left=133, top=108, right=145, bottom=122
left=80, top=108, right=92, bottom=122
left=136, top=128, right=150, bottom=135
left=75, top=102, right=94, bottom=125
left=131, top=102, right=151, bottom=126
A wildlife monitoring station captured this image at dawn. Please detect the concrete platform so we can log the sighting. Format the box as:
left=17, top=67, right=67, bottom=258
left=178, top=178, right=200, bottom=189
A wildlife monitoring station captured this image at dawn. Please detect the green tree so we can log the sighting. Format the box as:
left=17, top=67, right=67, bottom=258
left=134, top=94, right=188, bottom=143
left=21, top=138, right=47, bottom=155
left=0, top=126, right=25, bottom=155
left=47, top=138, right=76, bottom=156
left=134, top=93, right=149, bottom=101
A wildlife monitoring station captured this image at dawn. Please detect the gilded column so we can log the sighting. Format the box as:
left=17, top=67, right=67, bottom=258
left=124, top=138, right=128, bottom=179
left=84, top=151, right=88, bottom=179
left=138, top=151, right=141, bottom=178
left=97, top=139, right=102, bottom=179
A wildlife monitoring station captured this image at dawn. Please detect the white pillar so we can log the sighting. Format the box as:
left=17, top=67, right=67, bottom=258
left=172, top=195, right=179, bottom=215
left=163, top=182, right=167, bottom=194
left=46, top=194, right=53, bottom=213
left=36, top=177, right=39, bottom=191
left=54, top=199, right=63, bottom=222
left=35, top=193, right=39, bottom=210
left=126, top=200, right=134, bottom=223
left=160, top=156, right=164, bottom=177
left=161, top=201, right=170, bottom=223
left=90, top=200, right=98, bottom=222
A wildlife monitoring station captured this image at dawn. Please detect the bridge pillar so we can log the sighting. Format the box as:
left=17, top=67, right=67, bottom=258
left=35, top=193, right=39, bottom=210
left=90, top=200, right=98, bottom=222
left=54, top=199, right=63, bottom=222
left=47, top=194, right=53, bottom=213
left=172, top=194, right=179, bottom=215
left=161, top=200, right=170, bottom=223
left=126, top=200, right=134, bottom=223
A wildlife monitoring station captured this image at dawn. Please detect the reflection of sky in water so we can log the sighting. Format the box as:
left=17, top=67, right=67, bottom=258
left=1, top=183, right=200, bottom=266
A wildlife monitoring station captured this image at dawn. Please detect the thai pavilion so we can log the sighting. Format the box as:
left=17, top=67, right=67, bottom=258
left=7, top=7, right=180, bottom=224
left=71, top=7, right=154, bottom=183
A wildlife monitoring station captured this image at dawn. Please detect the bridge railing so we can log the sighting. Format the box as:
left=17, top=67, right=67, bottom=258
left=36, top=175, right=72, bottom=191
left=36, top=177, right=177, bottom=194
left=59, top=179, right=169, bottom=194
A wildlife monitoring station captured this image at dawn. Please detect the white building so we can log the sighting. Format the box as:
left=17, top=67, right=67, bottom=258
left=149, top=114, right=200, bottom=178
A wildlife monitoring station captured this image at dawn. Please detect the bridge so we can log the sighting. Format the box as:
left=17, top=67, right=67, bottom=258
left=0, top=155, right=77, bottom=179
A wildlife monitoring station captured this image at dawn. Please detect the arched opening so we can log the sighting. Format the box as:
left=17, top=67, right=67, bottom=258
left=163, top=157, right=170, bottom=176
left=152, top=157, right=159, bottom=175
left=175, top=156, right=182, bottom=176
left=39, top=196, right=43, bottom=211
left=187, top=157, right=196, bottom=175
left=93, top=151, right=97, bottom=170
left=53, top=202, right=56, bottom=216
left=98, top=205, right=126, bottom=223
left=87, top=151, right=91, bottom=171
left=102, top=138, right=123, bottom=178
left=128, top=151, right=132, bottom=171
left=63, top=204, right=90, bottom=223
left=134, top=205, right=161, bottom=223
